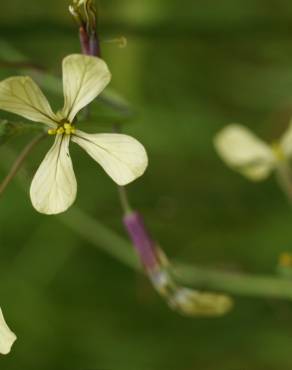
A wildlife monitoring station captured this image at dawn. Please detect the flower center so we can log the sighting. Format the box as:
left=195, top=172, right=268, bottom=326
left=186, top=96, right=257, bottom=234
left=272, top=142, right=285, bottom=162
left=48, top=123, right=76, bottom=136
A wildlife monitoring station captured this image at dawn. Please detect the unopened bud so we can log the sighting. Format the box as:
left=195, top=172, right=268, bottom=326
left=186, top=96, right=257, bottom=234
left=168, top=288, right=233, bottom=317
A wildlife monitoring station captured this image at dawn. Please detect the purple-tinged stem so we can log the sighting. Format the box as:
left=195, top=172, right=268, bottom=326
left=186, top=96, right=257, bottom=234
left=79, top=26, right=90, bottom=55
left=75, top=3, right=157, bottom=275
left=89, top=33, right=101, bottom=57
left=123, top=212, right=159, bottom=271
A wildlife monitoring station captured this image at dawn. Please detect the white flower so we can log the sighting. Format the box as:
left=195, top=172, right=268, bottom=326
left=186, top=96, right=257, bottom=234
left=214, top=123, right=292, bottom=181
left=0, top=54, right=148, bottom=215
left=72, top=0, right=93, bottom=9
left=73, top=0, right=86, bottom=6
left=0, top=308, right=16, bottom=355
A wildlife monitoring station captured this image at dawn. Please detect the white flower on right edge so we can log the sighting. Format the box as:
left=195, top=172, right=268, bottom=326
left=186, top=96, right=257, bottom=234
left=0, top=308, right=16, bottom=355
left=214, top=123, right=292, bottom=181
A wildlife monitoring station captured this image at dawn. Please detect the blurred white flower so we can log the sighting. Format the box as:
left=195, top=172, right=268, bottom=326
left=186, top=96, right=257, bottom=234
left=0, top=54, right=148, bottom=215
left=71, top=0, right=94, bottom=11
left=0, top=308, right=16, bottom=355
left=214, top=123, right=292, bottom=181
left=73, top=0, right=86, bottom=7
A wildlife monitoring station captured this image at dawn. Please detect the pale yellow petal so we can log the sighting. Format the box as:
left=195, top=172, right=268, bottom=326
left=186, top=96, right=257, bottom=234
left=74, top=0, right=85, bottom=6
left=0, top=76, right=58, bottom=128
left=72, top=130, right=148, bottom=186
left=62, top=54, right=111, bottom=122
left=30, top=135, right=77, bottom=215
left=0, top=308, right=17, bottom=355
left=214, top=124, right=275, bottom=181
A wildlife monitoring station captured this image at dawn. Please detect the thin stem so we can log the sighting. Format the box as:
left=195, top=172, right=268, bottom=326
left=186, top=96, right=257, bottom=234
left=1, top=145, right=292, bottom=301
left=0, top=133, right=45, bottom=197
left=117, top=185, right=133, bottom=214
left=174, top=263, right=292, bottom=300
left=0, top=60, right=45, bottom=71
left=58, top=210, right=292, bottom=301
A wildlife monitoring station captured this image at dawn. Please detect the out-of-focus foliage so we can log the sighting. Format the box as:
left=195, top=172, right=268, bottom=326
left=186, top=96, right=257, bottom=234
left=2, top=1, right=292, bottom=370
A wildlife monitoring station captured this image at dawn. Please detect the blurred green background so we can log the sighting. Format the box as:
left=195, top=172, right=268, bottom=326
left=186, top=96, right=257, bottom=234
left=2, top=0, right=292, bottom=369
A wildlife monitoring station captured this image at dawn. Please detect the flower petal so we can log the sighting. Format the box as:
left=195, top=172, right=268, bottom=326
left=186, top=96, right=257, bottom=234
left=214, top=124, right=275, bottom=181
left=0, top=76, right=58, bottom=128
left=72, top=130, right=148, bottom=186
left=0, top=308, right=17, bottom=355
left=30, top=135, right=77, bottom=215
left=62, top=54, right=111, bottom=122
left=280, top=121, right=292, bottom=158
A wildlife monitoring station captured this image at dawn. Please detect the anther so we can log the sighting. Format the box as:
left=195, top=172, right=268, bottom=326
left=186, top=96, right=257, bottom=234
left=48, top=129, right=57, bottom=135
left=272, top=142, right=285, bottom=162
left=104, top=36, right=128, bottom=49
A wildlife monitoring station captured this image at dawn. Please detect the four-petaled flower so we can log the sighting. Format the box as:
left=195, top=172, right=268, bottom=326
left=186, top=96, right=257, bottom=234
left=0, top=308, right=16, bottom=355
left=0, top=54, right=148, bottom=214
left=214, top=123, right=292, bottom=181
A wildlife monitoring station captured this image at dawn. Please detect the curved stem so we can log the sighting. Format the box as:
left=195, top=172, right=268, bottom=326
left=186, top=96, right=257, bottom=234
left=0, top=133, right=45, bottom=197
left=2, top=145, right=292, bottom=301
left=62, top=209, right=292, bottom=302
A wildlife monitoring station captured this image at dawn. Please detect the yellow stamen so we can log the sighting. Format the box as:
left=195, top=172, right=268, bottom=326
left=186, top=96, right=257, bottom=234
left=104, top=36, right=128, bottom=48
left=57, top=127, right=65, bottom=135
left=47, top=123, right=76, bottom=136
left=48, top=129, right=57, bottom=135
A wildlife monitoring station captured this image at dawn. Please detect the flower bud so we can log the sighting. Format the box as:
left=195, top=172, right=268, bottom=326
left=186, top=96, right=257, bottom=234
left=168, top=288, right=233, bottom=317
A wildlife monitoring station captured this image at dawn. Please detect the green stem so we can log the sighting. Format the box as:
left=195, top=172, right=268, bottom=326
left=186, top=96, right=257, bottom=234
left=0, top=60, right=45, bottom=71
left=174, top=264, right=292, bottom=300
left=59, top=209, right=292, bottom=301
left=117, top=185, right=133, bottom=215
left=58, top=208, right=138, bottom=269
left=0, top=133, right=45, bottom=197
left=1, top=146, right=292, bottom=301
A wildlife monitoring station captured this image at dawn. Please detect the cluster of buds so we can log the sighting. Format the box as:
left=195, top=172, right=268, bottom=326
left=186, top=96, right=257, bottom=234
left=124, top=212, right=233, bottom=317
left=69, top=0, right=100, bottom=56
